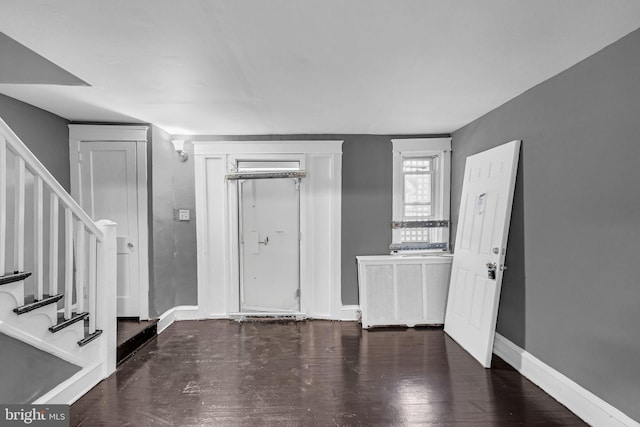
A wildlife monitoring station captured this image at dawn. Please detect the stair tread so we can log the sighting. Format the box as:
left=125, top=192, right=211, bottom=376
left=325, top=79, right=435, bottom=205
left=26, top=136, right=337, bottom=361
left=13, top=294, right=63, bottom=315
left=0, top=271, right=32, bottom=286
left=78, top=329, right=103, bottom=347
left=49, top=312, right=89, bottom=333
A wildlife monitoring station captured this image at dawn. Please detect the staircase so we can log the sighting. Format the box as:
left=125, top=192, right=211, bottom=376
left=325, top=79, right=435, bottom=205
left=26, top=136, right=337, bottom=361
left=0, top=117, right=117, bottom=404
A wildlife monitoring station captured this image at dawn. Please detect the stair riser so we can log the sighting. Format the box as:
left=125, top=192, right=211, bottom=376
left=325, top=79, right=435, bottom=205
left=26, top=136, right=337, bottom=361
left=14, top=299, right=58, bottom=325
left=0, top=281, right=25, bottom=307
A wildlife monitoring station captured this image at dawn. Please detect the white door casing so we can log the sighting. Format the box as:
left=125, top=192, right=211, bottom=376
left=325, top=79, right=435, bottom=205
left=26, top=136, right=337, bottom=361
left=240, top=178, right=300, bottom=313
left=192, top=140, right=342, bottom=319
left=69, top=125, right=149, bottom=320
left=444, top=140, right=521, bottom=368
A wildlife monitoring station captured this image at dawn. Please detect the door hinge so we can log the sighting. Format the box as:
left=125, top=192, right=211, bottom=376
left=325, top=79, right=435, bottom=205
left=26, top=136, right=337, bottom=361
left=78, top=152, right=83, bottom=164
left=299, top=231, right=302, bottom=241
left=295, top=289, right=301, bottom=299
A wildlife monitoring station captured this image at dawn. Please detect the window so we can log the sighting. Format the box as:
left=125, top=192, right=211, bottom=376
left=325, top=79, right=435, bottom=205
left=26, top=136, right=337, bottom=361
left=391, top=138, right=451, bottom=253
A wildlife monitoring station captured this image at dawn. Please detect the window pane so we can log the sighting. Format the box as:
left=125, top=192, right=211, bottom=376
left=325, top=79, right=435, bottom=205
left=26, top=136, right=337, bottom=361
left=404, top=204, right=432, bottom=217
left=403, top=158, right=432, bottom=172
left=401, top=228, right=432, bottom=242
left=404, top=173, right=432, bottom=204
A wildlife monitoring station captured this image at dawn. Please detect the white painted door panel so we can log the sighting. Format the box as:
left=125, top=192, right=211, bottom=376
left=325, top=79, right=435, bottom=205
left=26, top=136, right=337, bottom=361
left=79, top=142, right=140, bottom=317
left=444, top=140, right=520, bottom=368
left=240, top=178, right=300, bottom=312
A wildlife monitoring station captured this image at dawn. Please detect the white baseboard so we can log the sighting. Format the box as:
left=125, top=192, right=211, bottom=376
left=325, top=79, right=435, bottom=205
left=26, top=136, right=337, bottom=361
left=159, top=305, right=360, bottom=333
left=493, top=333, right=639, bottom=427
left=340, top=305, right=360, bottom=321
left=157, top=305, right=202, bottom=334
left=33, top=363, right=104, bottom=405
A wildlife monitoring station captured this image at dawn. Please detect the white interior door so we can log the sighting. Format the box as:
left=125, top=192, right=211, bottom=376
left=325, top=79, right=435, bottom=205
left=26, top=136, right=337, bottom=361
left=78, top=141, right=141, bottom=317
left=444, top=140, right=521, bottom=368
left=240, top=178, right=300, bottom=313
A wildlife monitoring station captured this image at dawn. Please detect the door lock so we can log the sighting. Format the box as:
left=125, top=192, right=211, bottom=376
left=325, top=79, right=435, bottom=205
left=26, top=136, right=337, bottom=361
left=258, top=236, right=269, bottom=245
left=486, top=262, right=497, bottom=280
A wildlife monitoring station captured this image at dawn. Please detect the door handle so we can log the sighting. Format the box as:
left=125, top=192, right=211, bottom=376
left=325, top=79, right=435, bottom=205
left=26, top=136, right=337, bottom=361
left=127, top=242, right=135, bottom=250
left=258, top=236, right=269, bottom=246
left=486, top=262, right=497, bottom=280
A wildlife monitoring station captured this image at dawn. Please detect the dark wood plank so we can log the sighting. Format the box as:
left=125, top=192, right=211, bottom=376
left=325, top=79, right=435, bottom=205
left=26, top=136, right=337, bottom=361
left=72, top=320, right=587, bottom=426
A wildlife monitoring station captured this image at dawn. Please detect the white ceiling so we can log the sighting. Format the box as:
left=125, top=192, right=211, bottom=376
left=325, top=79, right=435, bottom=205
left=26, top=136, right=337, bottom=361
left=0, top=1, right=639, bottom=135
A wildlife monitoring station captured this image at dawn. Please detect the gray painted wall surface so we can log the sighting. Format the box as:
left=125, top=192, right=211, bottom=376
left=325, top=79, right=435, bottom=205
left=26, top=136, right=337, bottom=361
left=451, top=28, right=640, bottom=422
left=149, top=127, right=199, bottom=317
left=0, top=93, right=70, bottom=189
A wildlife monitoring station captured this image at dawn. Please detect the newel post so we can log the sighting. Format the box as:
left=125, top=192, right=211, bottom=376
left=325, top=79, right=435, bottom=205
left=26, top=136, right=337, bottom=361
left=96, top=219, right=117, bottom=377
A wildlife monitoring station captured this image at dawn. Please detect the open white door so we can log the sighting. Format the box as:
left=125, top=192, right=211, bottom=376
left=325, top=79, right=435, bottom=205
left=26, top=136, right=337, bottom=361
left=444, top=140, right=520, bottom=368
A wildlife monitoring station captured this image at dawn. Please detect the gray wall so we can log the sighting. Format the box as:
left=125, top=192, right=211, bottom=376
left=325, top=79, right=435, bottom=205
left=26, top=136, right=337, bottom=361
left=149, top=127, right=199, bottom=316
left=0, top=93, right=70, bottom=189
left=451, top=28, right=640, bottom=422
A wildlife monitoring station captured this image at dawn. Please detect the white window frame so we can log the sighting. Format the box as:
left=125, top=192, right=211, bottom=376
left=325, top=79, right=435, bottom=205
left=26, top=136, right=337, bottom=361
left=391, top=138, right=451, bottom=252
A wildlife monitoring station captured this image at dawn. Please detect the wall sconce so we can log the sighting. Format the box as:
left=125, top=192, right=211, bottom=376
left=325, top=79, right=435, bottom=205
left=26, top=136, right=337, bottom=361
left=171, top=139, right=189, bottom=162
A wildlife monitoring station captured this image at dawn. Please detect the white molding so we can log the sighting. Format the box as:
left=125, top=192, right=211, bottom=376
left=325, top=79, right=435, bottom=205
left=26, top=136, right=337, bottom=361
left=192, top=140, right=343, bottom=155
left=390, top=137, right=451, bottom=247
left=340, top=305, right=360, bottom=321
left=391, top=137, right=451, bottom=153
left=33, top=363, right=103, bottom=405
left=493, top=333, right=640, bottom=427
left=157, top=305, right=200, bottom=334
left=135, top=141, right=150, bottom=320
left=68, top=126, right=150, bottom=320
left=193, top=141, right=343, bottom=320
left=68, top=124, right=148, bottom=142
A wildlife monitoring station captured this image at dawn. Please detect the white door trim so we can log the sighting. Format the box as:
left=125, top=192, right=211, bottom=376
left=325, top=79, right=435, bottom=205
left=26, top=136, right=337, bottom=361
left=68, top=125, right=150, bottom=320
left=193, top=140, right=343, bottom=320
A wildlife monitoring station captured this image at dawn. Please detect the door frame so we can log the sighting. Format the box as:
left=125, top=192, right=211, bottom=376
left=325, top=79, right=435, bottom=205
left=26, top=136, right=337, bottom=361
left=68, top=125, right=150, bottom=320
left=192, top=140, right=343, bottom=319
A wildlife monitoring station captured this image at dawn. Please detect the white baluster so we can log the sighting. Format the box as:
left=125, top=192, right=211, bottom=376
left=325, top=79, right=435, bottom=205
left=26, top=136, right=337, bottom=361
left=14, top=157, right=25, bottom=273
left=89, top=234, right=97, bottom=334
left=0, top=137, right=6, bottom=276
left=34, top=176, right=44, bottom=300
left=75, top=221, right=85, bottom=313
left=64, top=208, right=73, bottom=319
left=49, top=193, right=59, bottom=296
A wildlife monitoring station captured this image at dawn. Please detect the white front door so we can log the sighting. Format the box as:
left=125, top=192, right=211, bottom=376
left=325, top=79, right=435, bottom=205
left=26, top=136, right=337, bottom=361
left=239, top=178, right=300, bottom=313
left=444, top=140, right=521, bottom=368
left=77, top=141, right=142, bottom=317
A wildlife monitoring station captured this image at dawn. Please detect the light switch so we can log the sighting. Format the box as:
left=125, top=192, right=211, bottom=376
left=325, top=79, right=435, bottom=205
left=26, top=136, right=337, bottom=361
left=178, top=209, right=190, bottom=221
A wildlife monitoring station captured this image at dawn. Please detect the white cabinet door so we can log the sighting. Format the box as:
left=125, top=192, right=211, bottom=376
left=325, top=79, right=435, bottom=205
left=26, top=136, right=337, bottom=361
left=444, top=140, right=520, bottom=368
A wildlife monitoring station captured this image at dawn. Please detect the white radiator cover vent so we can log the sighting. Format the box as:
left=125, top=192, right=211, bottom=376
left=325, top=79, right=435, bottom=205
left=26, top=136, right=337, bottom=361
left=357, top=255, right=453, bottom=329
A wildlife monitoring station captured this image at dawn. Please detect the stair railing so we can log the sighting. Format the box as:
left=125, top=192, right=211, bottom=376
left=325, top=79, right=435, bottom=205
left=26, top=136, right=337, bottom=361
left=0, top=117, right=117, bottom=372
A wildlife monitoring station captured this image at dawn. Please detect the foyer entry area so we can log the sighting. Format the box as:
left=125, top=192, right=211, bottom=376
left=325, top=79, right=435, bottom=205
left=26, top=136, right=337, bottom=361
left=71, top=320, right=585, bottom=426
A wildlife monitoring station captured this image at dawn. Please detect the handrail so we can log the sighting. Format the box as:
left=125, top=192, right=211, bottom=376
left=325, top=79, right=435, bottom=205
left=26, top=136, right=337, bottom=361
left=0, top=118, right=103, bottom=242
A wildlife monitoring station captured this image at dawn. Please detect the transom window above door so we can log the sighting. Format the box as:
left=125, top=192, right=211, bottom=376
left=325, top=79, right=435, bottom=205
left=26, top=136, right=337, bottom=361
left=236, top=160, right=301, bottom=172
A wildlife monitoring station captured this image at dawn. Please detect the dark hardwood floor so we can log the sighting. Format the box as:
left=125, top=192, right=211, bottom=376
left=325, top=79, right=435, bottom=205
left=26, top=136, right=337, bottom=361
left=72, top=320, right=586, bottom=426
